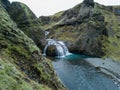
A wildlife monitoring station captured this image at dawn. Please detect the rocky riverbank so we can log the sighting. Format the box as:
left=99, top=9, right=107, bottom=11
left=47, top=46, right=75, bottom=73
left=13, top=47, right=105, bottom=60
left=85, top=58, right=120, bottom=88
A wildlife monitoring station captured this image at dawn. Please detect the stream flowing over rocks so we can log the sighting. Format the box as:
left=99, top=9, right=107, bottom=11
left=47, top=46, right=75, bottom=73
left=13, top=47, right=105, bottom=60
left=44, top=39, right=70, bottom=58
left=0, top=0, right=120, bottom=90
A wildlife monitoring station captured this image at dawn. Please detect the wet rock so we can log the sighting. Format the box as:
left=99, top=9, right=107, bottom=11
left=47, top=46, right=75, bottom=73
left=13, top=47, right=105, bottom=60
left=46, top=45, right=57, bottom=57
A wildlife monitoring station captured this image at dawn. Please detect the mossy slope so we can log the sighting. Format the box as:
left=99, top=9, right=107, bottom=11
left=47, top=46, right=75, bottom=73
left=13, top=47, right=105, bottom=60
left=6, top=1, right=46, bottom=49
left=0, top=0, right=66, bottom=90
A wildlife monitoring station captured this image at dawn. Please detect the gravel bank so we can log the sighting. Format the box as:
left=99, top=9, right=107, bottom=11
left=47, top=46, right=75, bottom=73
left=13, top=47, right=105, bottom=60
left=84, top=58, right=120, bottom=88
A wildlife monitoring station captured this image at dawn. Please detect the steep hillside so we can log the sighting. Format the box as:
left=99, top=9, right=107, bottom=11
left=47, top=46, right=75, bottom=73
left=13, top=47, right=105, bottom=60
left=40, top=1, right=120, bottom=60
left=0, top=0, right=66, bottom=90
left=94, top=4, right=120, bottom=60
left=4, top=1, right=45, bottom=49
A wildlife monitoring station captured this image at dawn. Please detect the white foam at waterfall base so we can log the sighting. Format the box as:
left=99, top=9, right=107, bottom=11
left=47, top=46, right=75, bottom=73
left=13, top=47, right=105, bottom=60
left=43, top=39, right=71, bottom=58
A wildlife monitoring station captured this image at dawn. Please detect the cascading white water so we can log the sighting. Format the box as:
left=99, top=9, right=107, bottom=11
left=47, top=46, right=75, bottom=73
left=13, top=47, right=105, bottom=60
left=45, top=31, right=49, bottom=39
left=44, top=39, right=70, bottom=58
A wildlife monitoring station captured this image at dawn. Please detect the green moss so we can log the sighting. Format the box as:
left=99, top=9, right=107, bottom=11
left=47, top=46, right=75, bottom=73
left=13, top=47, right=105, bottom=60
left=34, top=58, right=54, bottom=82
left=0, top=58, right=30, bottom=90
left=104, top=37, right=120, bottom=60
left=6, top=45, right=30, bottom=59
left=52, top=11, right=64, bottom=17
left=95, top=4, right=120, bottom=60
left=0, top=57, right=52, bottom=90
left=0, top=2, right=66, bottom=90
left=35, top=63, right=50, bottom=81
left=49, top=25, right=78, bottom=42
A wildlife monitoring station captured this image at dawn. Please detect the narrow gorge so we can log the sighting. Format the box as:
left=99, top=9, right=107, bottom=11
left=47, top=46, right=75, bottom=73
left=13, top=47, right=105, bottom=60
left=0, top=0, right=120, bottom=90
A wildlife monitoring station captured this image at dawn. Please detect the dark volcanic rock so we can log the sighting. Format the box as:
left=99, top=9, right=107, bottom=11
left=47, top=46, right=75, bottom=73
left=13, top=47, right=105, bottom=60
left=46, top=45, right=57, bottom=57
left=1, top=0, right=10, bottom=8
left=77, top=3, right=93, bottom=22
left=83, top=0, right=94, bottom=7
left=72, top=21, right=107, bottom=56
left=76, top=0, right=95, bottom=22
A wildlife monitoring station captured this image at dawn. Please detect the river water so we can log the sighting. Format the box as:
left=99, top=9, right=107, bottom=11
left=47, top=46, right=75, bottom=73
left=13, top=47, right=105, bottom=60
left=52, top=54, right=120, bottom=90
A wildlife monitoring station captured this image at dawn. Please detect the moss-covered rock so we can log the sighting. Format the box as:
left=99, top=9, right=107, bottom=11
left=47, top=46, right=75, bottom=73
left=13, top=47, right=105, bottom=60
left=0, top=1, right=66, bottom=90
left=6, top=1, right=46, bottom=50
left=0, top=57, right=51, bottom=90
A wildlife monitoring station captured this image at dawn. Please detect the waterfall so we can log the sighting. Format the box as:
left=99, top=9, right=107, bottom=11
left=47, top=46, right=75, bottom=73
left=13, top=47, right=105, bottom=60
left=45, top=31, right=49, bottom=38
left=44, top=39, right=70, bottom=58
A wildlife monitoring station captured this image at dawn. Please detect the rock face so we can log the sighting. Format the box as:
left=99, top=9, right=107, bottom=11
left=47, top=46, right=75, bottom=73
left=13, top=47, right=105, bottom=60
left=46, top=45, right=58, bottom=57
left=6, top=2, right=46, bottom=50
left=1, top=0, right=10, bottom=8
left=83, top=0, right=94, bottom=7
left=73, top=22, right=107, bottom=56
left=77, top=3, right=93, bottom=22
left=41, top=1, right=120, bottom=60
left=0, top=0, right=66, bottom=90
left=53, top=0, right=95, bottom=25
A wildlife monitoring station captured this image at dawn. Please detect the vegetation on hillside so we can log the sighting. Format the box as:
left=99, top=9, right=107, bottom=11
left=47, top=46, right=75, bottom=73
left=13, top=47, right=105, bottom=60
left=0, top=0, right=66, bottom=90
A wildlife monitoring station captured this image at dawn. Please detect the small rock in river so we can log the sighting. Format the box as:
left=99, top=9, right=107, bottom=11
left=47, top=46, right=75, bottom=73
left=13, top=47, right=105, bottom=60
left=114, top=81, right=118, bottom=85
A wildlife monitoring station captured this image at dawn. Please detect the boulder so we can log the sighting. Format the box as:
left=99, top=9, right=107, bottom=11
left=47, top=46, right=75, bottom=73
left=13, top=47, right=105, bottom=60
left=46, top=45, right=57, bottom=57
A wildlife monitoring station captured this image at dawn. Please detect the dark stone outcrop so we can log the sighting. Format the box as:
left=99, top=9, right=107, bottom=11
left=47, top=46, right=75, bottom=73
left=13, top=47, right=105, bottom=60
left=77, top=3, right=93, bottom=22
left=72, top=20, right=107, bottom=56
left=83, top=0, right=94, bottom=7
left=56, top=0, right=95, bottom=25
left=77, top=0, right=94, bottom=22
left=46, top=45, right=57, bottom=57
left=1, top=0, right=10, bottom=8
